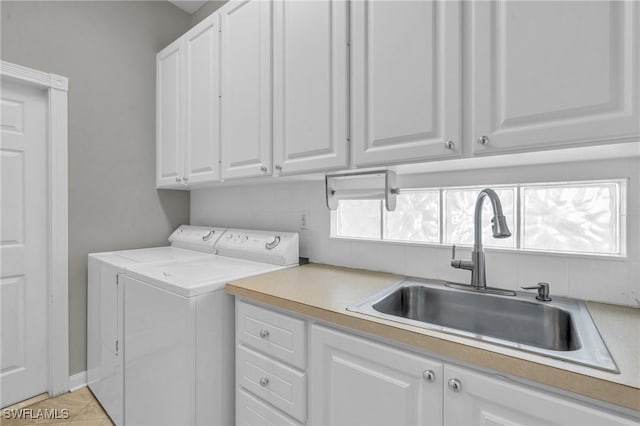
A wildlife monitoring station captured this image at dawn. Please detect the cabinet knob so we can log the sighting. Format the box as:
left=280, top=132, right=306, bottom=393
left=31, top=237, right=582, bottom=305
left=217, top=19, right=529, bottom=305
left=448, top=378, right=462, bottom=392
left=477, top=136, right=490, bottom=146
left=259, top=377, right=270, bottom=386
left=260, top=166, right=268, bottom=172
left=445, top=141, right=455, bottom=150
left=275, top=164, right=282, bottom=171
left=182, top=176, right=189, bottom=183
left=422, top=370, right=436, bottom=382
left=259, top=329, right=270, bottom=339
left=175, top=177, right=181, bottom=183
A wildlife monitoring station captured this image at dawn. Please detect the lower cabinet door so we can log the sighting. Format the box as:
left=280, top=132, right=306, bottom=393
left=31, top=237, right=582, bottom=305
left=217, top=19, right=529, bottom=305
left=237, top=389, right=302, bottom=426
left=443, top=365, right=636, bottom=426
left=309, top=324, right=443, bottom=426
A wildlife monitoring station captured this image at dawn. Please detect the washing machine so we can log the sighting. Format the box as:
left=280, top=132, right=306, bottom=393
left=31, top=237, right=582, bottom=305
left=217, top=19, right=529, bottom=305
left=122, top=229, right=299, bottom=426
left=87, top=225, right=226, bottom=425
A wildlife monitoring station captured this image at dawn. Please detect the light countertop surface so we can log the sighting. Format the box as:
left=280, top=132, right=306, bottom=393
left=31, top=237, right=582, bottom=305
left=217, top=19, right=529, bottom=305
left=227, top=263, right=640, bottom=412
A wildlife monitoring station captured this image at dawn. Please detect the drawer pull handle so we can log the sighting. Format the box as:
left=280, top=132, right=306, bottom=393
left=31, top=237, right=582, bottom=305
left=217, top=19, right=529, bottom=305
left=259, top=329, right=270, bottom=339
left=259, top=377, right=270, bottom=386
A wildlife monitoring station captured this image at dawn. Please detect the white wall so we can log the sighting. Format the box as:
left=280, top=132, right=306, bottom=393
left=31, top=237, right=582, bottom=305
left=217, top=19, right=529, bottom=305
left=1, top=1, right=192, bottom=374
left=192, top=157, right=640, bottom=308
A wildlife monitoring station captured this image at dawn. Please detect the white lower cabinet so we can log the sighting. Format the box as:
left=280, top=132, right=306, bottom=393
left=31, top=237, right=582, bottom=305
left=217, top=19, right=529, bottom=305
left=236, top=300, right=307, bottom=425
left=236, top=301, right=635, bottom=426
left=443, top=365, right=635, bottom=426
left=237, top=345, right=307, bottom=423
left=238, top=389, right=301, bottom=426
left=309, top=324, right=443, bottom=426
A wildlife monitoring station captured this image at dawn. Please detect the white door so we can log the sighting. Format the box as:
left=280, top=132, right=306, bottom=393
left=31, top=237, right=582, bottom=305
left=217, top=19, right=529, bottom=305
left=351, top=0, right=461, bottom=167
left=443, top=364, right=635, bottom=425
left=183, top=14, right=221, bottom=185
left=1, top=79, right=49, bottom=407
left=471, top=1, right=639, bottom=154
left=220, top=0, right=272, bottom=180
left=310, top=325, right=443, bottom=426
left=272, top=0, right=349, bottom=175
left=156, top=39, right=184, bottom=188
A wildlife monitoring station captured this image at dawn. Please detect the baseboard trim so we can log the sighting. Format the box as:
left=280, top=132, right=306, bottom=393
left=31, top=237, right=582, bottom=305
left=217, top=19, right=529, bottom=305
left=68, top=371, right=87, bottom=392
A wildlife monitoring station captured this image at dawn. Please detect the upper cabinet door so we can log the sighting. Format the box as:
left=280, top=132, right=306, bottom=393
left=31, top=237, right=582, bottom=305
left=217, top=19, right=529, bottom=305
left=472, top=1, right=640, bottom=155
left=220, top=0, right=272, bottom=180
left=351, top=0, right=462, bottom=167
left=156, top=39, right=183, bottom=188
left=183, top=14, right=221, bottom=185
left=272, top=0, right=349, bottom=175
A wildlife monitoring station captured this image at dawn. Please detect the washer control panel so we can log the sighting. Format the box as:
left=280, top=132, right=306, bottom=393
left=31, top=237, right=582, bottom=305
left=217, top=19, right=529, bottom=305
left=216, top=229, right=299, bottom=266
left=169, top=225, right=226, bottom=252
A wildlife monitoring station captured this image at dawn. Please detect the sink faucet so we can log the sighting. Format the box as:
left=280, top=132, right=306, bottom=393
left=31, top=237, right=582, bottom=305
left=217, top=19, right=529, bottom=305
left=451, top=188, right=511, bottom=290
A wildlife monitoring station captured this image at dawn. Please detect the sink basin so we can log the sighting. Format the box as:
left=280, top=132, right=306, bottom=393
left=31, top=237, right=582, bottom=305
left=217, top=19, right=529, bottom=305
left=348, top=278, right=618, bottom=373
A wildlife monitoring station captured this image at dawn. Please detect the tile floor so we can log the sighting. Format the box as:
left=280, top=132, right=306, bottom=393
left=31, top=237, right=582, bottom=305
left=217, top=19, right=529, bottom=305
left=1, top=387, right=113, bottom=426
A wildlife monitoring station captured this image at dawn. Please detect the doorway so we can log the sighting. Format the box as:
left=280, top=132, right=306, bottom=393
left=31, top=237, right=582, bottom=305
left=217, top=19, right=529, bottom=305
left=0, top=61, right=69, bottom=407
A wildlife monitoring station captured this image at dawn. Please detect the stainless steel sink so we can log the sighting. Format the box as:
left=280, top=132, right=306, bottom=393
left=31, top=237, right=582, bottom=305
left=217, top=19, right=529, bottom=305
left=348, top=278, right=619, bottom=373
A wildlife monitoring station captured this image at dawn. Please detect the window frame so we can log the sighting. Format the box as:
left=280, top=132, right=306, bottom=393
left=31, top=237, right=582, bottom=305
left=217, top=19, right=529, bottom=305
left=329, top=178, right=628, bottom=259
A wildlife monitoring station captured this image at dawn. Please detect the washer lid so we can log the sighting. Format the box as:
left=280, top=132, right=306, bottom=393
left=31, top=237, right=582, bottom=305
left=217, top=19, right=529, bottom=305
left=88, top=246, right=211, bottom=269
left=126, top=256, right=285, bottom=297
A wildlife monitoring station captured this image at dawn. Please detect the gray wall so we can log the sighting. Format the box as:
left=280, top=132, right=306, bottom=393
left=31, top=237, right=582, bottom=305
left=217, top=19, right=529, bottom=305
left=1, top=1, right=192, bottom=375
left=191, top=0, right=227, bottom=25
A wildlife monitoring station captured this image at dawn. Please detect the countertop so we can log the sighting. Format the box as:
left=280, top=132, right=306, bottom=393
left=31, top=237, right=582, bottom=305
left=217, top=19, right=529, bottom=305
left=226, top=263, right=640, bottom=412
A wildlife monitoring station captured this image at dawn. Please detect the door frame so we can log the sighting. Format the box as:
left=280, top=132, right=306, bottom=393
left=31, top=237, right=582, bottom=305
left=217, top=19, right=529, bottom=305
left=1, top=60, right=69, bottom=397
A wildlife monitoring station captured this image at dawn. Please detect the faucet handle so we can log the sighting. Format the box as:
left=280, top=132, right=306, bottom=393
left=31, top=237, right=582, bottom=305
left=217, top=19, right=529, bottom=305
left=521, top=282, right=551, bottom=302
left=450, top=245, right=462, bottom=269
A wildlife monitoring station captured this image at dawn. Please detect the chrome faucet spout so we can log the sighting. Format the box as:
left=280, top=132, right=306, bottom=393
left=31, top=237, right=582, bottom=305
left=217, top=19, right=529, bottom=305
left=451, top=188, right=512, bottom=289
left=474, top=189, right=511, bottom=246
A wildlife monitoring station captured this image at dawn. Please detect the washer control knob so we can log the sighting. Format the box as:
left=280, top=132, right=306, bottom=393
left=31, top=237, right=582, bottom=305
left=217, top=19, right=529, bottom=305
left=265, top=236, right=281, bottom=250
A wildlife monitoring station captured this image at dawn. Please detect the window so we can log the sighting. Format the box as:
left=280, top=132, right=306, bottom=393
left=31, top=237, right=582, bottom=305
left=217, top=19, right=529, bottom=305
left=331, top=179, right=626, bottom=256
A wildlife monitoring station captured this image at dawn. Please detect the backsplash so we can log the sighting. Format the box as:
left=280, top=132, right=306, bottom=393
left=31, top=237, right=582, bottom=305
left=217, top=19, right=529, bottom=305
left=191, top=157, right=639, bottom=307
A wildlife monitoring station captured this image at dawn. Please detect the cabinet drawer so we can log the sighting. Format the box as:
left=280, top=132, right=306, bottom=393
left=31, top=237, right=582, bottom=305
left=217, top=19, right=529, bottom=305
left=237, top=301, right=306, bottom=369
left=237, top=389, right=301, bottom=426
left=238, top=345, right=307, bottom=423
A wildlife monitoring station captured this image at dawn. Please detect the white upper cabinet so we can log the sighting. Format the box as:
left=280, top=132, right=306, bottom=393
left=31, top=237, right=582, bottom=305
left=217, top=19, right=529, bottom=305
left=471, top=1, right=640, bottom=154
left=183, top=14, right=221, bottom=185
left=351, top=0, right=462, bottom=167
left=156, top=38, right=183, bottom=188
left=310, top=325, right=443, bottom=426
left=272, top=0, right=349, bottom=175
left=156, top=14, right=221, bottom=189
left=220, top=0, right=272, bottom=180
